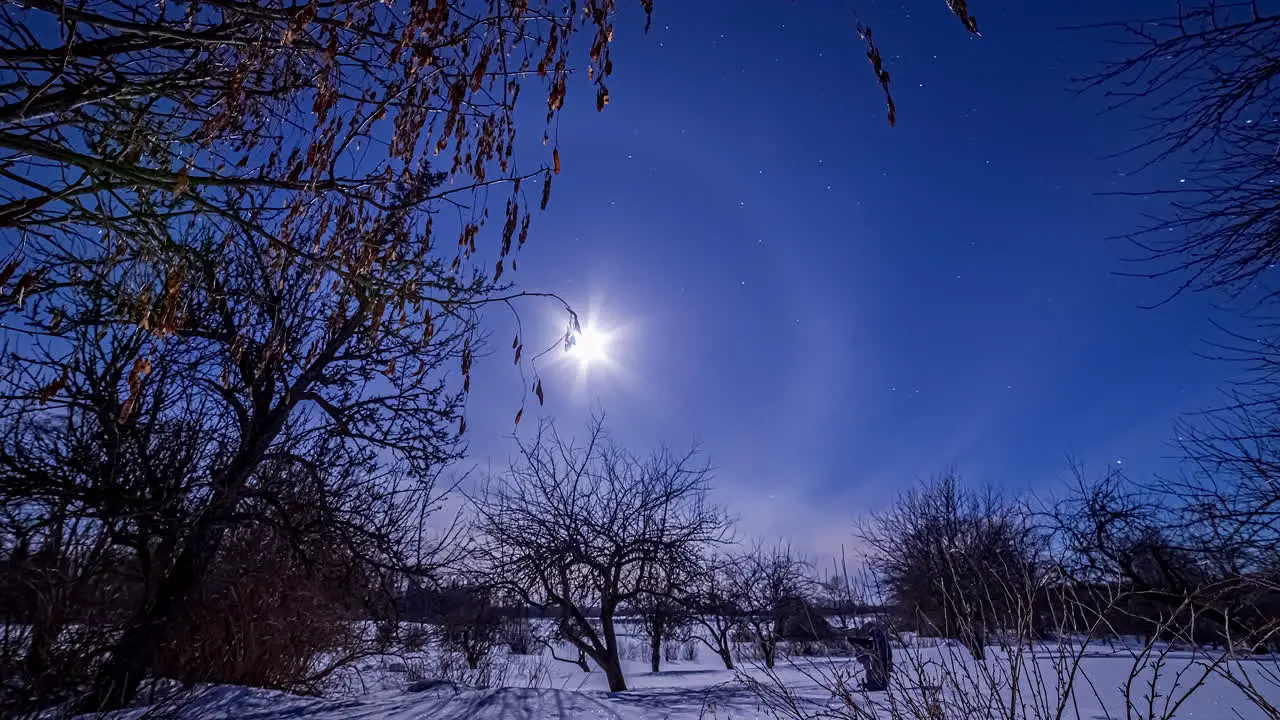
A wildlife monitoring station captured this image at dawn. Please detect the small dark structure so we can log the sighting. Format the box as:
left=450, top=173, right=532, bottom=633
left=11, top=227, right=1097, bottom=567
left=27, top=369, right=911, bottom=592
left=849, top=623, right=892, bottom=692
left=773, top=596, right=893, bottom=691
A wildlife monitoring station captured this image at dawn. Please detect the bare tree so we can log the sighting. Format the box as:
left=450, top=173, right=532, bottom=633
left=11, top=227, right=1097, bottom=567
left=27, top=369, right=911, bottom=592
left=631, top=565, right=695, bottom=673
left=1085, top=3, right=1280, bottom=303
left=0, top=0, right=632, bottom=270
left=858, top=473, right=1043, bottom=660
left=1044, top=468, right=1187, bottom=590
left=1080, top=1, right=1280, bottom=660
left=684, top=553, right=746, bottom=670
left=730, top=542, right=811, bottom=670
left=473, top=416, right=730, bottom=692
left=0, top=167, right=473, bottom=710
left=1043, top=466, right=1279, bottom=652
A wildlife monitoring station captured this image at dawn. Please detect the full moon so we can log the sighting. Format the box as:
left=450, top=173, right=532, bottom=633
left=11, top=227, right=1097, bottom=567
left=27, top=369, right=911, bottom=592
left=568, top=325, right=612, bottom=367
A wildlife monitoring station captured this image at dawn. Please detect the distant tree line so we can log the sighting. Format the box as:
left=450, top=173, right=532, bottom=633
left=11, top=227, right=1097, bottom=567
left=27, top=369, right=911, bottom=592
left=853, top=467, right=1280, bottom=661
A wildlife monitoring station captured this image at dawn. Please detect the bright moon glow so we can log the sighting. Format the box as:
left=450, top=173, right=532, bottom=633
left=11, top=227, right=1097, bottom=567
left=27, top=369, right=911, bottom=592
left=567, top=325, right=612, bottom=367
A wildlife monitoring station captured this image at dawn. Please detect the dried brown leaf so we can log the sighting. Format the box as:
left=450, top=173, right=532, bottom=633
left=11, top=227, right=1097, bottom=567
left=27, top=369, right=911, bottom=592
left=119, top=357, right=152, bottom=422
left=10, top=269, right=43, bottom=306
left=946, top=0, right=980, bottom=34
left=860, top=27, right=897, bottom=127
left=37, top=367, right=69, bottom=404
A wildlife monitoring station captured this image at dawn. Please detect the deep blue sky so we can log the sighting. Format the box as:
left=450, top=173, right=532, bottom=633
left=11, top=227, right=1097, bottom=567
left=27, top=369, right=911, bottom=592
left=463, top=1, right=1230, bottom=558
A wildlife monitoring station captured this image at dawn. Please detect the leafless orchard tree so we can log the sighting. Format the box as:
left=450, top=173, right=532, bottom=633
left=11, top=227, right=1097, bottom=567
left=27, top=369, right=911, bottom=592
left=472, top=416, right=730, bottom=692
left=857, top=474, right=1044, bottom=661
left=729, top=542, right=811, bottom=670
left=684, top=552, right=748, bottom=670
left=0, top=164, right=489, bottom=711
left=630, top=562, right=697, bottom=673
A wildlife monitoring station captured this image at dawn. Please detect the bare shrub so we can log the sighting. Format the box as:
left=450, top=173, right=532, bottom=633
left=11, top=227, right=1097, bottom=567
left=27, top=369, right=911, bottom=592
left=664, top=637, right=700, bottom=663
left=857, top=473, right=1044, bottom=660
left=150, top=510, right=385, bottom=693
left=615, top=635, right=647, bottom=663
left=783, top=640, right=835, bottom=659
left=0, top=513, right=123, bottom=715
left=422, top=585, right=501, bottom=671
left=401, top=624, right=431, bottom=654
left=499, top=616, right=537, bottom=656
left=680, top=639, right=700, bottom=662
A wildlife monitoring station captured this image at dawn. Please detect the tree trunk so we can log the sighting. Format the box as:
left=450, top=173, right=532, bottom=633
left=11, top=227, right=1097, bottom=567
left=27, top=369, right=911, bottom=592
left=79, top=332, right=347, bottom=712
left=602, top=649, right=627, bottom=692
left=649, top=614, right=664, bottom=673
left=718, top=645, right=734, bottom=670
left=81, top=471, right=247, bottom=711
left=598, top=609, right=627, bottom=691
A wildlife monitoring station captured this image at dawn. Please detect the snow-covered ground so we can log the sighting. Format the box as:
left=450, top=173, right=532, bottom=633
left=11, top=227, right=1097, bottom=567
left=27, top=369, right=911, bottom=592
left=103, top=634, right=1280, bottom=720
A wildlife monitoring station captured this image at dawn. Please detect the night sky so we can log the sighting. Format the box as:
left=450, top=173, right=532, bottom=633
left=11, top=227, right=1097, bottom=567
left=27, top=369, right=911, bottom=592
left=464, top=1, right=1231, bottom=558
